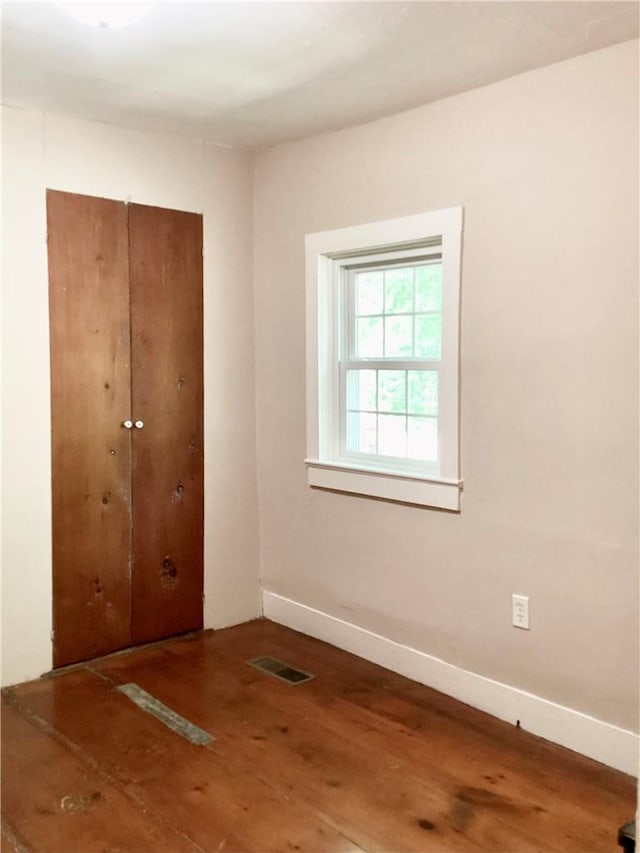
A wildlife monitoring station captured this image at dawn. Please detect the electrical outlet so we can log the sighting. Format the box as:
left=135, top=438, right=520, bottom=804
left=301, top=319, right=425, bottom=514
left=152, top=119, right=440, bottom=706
left=512, top=594, right=530, bottom=630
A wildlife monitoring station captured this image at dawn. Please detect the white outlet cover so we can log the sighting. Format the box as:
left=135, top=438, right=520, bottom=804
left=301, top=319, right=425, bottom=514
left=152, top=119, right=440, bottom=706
left=512, top=594, right=530, bottom=630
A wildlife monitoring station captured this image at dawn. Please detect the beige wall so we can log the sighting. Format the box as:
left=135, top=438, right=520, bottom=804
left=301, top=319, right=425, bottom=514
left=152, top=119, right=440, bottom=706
left=253, top=41, right=639, bottom=730
left=1, top=106, right=261, bottom=685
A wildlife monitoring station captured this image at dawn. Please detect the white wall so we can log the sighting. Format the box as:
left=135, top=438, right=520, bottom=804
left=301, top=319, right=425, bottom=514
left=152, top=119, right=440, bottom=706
left=1, top=106, right=261, bottom=685
left=253, top=39, right=639, bottom=740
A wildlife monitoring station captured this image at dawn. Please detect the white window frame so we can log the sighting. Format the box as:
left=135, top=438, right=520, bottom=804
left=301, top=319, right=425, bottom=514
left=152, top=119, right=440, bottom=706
left=305, top=207, right=463, bottom=511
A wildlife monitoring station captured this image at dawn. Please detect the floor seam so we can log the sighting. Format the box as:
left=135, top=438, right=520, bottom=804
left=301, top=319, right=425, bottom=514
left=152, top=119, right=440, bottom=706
left=2, top=688, right=207, bottom=853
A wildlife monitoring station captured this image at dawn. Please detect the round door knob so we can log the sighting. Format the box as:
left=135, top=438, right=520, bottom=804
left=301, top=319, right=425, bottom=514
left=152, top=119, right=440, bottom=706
left=134, top=420, right=144, bottom=429
left=122, top=420, right=133, bottom=429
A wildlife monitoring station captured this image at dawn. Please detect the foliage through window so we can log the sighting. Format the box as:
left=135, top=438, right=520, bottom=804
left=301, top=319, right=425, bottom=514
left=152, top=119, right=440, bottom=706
left=343, top=260, right=443, bottom=470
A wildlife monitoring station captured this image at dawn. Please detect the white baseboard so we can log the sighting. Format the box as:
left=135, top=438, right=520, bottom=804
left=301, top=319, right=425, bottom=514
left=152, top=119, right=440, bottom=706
left=262, top=590, right=639, bottom=777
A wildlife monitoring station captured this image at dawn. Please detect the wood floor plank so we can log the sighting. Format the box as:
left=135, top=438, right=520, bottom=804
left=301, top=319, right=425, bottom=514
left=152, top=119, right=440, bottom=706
left=91, top=641, right=544, bottom=851
left=0, top=695, right=200, bottom=853
left=206, top=620, right=637, bottom=803
left=10, top=671, right=362, bottom=853
left=217, top=622, right=637, bottom=843
left=4, top=620, right=636, bottom=853
left=95, top=625, right=636, bottom=852
left=0, top=822, right=31, bottom=853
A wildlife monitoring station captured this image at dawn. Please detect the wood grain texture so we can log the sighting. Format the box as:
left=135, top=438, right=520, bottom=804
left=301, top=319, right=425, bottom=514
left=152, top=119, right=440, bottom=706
left=4, top=620, right=635, bottom=853
left=6, top=671, right=359, bottom=852
left=48, top=193, right=204, bottom=664
left=0, top=695, right=199, bottom=853
left=47, top=190, right=132, bottom=667
left=128, top=203, right=204, bottom=645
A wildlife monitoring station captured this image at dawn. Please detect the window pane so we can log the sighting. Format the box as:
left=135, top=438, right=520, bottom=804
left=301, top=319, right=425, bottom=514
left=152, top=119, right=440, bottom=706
left=415, top=314, right=442, bottom=358
left=357, top=316, right=383, bottom=357
left=384, top=268, right=413, bottom=314
left=408, top=370, right=438, bottom=416
left=346, top=369, right=376, bottom=412
left=384, top=316, right=413, bottom=357
left=408, top=416, right=438, bottom=461
left=347, top=411, right=377, bottom=454
left=416, top=264, right=442, bottom=312
left=378, top=414, right=407, bottom=458
left=356, top=272, right=383, bottom=315
left=378, top=370, right=406, bottom=413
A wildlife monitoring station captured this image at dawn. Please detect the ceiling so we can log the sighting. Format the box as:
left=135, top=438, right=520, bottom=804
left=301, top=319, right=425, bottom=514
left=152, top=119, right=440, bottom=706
left=1, top=1, right=638, bottom=149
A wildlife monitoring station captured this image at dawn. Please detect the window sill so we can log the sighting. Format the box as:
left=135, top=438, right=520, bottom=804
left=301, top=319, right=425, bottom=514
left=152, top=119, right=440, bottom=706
left=305, top=459, right=462, bottom=511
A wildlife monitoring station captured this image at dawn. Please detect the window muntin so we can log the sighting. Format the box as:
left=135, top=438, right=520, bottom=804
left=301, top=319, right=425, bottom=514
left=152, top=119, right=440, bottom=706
left=344, top=368, right=439, bottom=461
left=338, top=256, right=444, bottom=476
left=350, top=261, right=443, bottom=359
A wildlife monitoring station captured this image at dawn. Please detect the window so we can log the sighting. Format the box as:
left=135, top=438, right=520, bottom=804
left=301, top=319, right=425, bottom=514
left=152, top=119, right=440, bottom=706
left=305, top=207, right=463, bottom=510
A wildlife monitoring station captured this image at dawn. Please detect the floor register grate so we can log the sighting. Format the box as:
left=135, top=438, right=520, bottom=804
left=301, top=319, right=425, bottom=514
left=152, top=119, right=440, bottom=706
left=248, top=656, right=315, bottom=685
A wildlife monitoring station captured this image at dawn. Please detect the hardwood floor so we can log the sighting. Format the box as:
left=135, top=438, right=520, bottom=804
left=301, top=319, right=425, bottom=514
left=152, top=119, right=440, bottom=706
left=1, top=620, right=635, bottom=852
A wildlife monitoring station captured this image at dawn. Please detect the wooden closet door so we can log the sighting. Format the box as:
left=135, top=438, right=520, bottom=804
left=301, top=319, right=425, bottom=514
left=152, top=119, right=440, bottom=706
left=48, top=191, right=132, bottom=667
left=128, top=204, right=204, bottom=645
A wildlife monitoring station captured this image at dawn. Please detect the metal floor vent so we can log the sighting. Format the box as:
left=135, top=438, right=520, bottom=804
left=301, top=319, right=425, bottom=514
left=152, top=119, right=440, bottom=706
left=249, top=656, right=315, bottom=685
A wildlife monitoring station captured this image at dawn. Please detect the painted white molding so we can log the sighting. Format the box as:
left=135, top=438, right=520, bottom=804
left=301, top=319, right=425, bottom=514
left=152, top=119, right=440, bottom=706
left=306, top=460, right=462, bottom=510
left=262, top=590, right=639, bottom=776
left=305, top=207, right=463, bottom=511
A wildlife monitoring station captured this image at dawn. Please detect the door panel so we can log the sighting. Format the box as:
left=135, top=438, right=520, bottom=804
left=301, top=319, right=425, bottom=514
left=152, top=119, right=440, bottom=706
left=128, top=204, right=204, bottom=644
left=48, top=190, right=132, bottom=667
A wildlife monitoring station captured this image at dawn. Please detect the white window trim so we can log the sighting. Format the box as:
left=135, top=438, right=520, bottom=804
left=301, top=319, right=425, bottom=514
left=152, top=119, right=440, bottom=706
left=305, top=208, right=463, bottom=511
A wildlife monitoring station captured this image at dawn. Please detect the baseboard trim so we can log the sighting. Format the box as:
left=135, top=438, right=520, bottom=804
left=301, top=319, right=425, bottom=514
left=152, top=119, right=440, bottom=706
left=262, top=590, right=639, bottom=776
